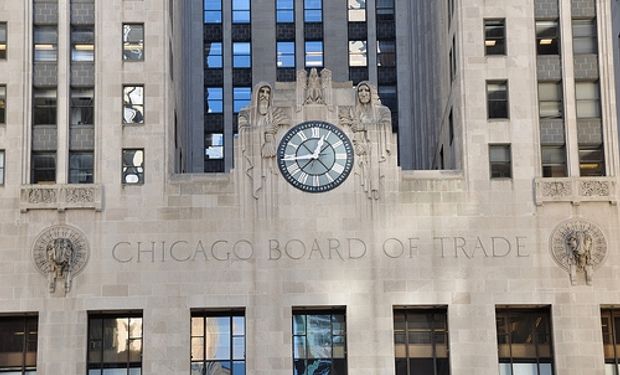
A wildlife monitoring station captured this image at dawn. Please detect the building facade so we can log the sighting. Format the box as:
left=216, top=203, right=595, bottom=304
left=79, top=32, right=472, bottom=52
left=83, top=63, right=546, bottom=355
left=0, top=1, right=620, bottom=375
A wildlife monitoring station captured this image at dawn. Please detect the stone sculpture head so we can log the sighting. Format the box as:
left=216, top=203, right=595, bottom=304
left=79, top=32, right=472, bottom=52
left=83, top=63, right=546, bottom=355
left=258, top=85, right=271, bottom=115
left=566, top=231, right=593, bottom=257
left=47, top=238, right=74, bottom=266
left=357, top=83, right=372, bottom=105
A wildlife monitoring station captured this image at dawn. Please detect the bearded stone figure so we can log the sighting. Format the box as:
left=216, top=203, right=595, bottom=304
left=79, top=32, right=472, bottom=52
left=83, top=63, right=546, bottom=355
left=566, top=231, right=594, bottom=285
left=46, top=238, right=76, bottom=293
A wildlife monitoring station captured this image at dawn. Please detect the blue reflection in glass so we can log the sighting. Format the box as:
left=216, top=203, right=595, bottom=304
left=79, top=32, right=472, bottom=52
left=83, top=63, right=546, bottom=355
left=205, top=88, right=223, bottom=113
left=205, top=42, right=223, bottom=68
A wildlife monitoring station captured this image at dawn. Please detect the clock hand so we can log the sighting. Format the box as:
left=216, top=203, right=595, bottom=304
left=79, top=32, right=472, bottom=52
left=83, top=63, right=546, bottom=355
left=283, top=154, right=316, bottom=161
left=312, top=136, right=325, bottom=158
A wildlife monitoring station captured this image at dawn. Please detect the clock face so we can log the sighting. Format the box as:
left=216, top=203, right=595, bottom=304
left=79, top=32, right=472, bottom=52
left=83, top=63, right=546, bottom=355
left=277, top=121, right=354, bottom=193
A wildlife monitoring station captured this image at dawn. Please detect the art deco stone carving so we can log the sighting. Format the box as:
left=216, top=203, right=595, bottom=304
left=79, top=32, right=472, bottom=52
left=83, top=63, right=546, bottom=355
left=296, top=68, right=333, bottom=109
left=534, top=177, right=616, bottom=205
left=579, top=180, right=610, bottom=197
left=32, top=225, right=89, bottom=294
left=550, top=219, right=607, bottom=285
left=27, top=188, right=57, bottom=203
left=239, top=82, right=290, bottom=200
left=20, top=185, right=103, bottom=212
left=339, top=82, right=392, bottom=200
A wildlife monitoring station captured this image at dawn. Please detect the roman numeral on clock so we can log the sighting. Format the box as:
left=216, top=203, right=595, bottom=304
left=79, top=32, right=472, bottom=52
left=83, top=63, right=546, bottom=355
left=311, top=128, right=320, bottom=138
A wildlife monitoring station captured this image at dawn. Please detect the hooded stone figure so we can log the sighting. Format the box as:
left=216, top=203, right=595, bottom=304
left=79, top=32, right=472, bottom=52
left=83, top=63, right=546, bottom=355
left=239, top=83, right=289, bottom=200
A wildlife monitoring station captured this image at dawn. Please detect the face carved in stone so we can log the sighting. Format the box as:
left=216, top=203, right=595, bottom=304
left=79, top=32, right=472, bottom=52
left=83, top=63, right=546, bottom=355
left=357, top=84, right=371, bottom=105
left=258, top=86, right=271, bottom=115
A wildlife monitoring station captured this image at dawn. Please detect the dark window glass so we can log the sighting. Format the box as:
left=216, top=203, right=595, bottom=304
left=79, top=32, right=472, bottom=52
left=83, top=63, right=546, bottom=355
left=205, top=87, right=223, bottom=113
left=204, top=0, right=222, bottom=23
left=205, top=42, right=223, bottom=68
left=541, top=146, right=567, bottom=177
left=71, top=25, right=94, bottom=62
left=377, top=40, right=396, bottom=67
left=34, top=26, right=57, bottom=62
left=0, top=84, right=5, bottom=124
left=191, top=311, right=245, bottom=375
left=0, top=23, right=7, bottom=59
left=233, top=0, right=251, bottom=23
left=573, top=18, right=597, bottom=55
left=233, top=87, right=251, bottom=113
left=69, top=152, right=94, bottom=184
left=394, top=308, right=450, bottom=375
left=601, top=309, right=620, bottom=374
left=378, top=85, right=397, bottom=114
left=448, top=109, right=454, bottom=145
left=579, top=145, right=605, bottom=177
left=233, top=42, right=251, bottom=68
left=31, top=152, right=56, bottom=183
left=489, top=144, right=512, bottom=178
left=88, top=314, right=143, bottom=374
left=496, top=308, right=554, bottom=375
left=277, top=0, right=294, bottom=23
left=536, top=20, right=560, bottom=55
left=293, top=310, right=346, bottom=375
left=71, top=88, right=94, bottom=126
left=277, top=42, right=295, bottom=68
left=123, top=24, right=144, bottom=61
left=484, top=19, right=505, bottom=55
left=33, top=88, right=57, bottom=125
left=376, top=0, right=394, bottom=16
left=304, top=0, right=322, bottom=22
left=487, top=81, right=509, bottom=119
left=0, top=315, right=38, bottom=374
left=305, top=41, right=323, bottom=67
left=122, top=149, right=144, bottom=184
left=538, top=82, right=563, bottom=119
left=123, top=85, right=144, bottom=124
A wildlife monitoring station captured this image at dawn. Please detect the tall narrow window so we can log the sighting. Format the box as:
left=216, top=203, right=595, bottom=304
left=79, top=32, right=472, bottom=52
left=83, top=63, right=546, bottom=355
left=487, top=81, right=509, bottom=119
left=205, top=133, right=224, bottom=160
left=277, top=42, right=295, bottom=68
left=305, top=41, right=323, bottom=67
left=0, top=23, right=6, bottom=59
left=541, top=146, right=567, bottom=177
left=304, top=0, right=322, bottom=22
left=191, top=311, right=246, bottom=375
left=376, top=0, right=395, bottom=18
left=70, top=88, right=94, bottom=126
left=579, top=146, right=605, bottom=177
left=71, top=25, right=94, bottom=62
left=293, top=309, right=346, bottom=375
left=0, top=315, right=38, bottom=374
left=205, top=87, right=223, bottom=113
left=204, top=0, right=222, bottom=23
left=0, top=84, right=5, bottom=124
left=205, top=42, right=223, bottom=68
left=484, top=19, right=506, bottom=55
left=277, top=0, right=294, bottom=23
left=394, top=308, right=450, bottom=375
left=232, top=42, right=251, bottom=68
left=536, top=20, right=560, bottom=55
left=33, top=26, right=58, bottom=62
left=122, top=149, right=144, bottom=185
left=31, top=152, right=56, bottom=184
left=348, top=0, right=366, bottom=22
left=377, top=40, right=396, bottom=67
left=69, top=152, right=93, bottom=184
left=489, top=144, right=512, bottom=178
left=575, top=81, right=601, bottom=118
left=0, top=150, right=4, bottom=185
left=88, top=313, right=143, bottom=374
left=122, top=24, right=144, bottom=61
left=33, top=88, right=57, bottom=125
left=496, top=307, right=554, bottom=375
left=233, top=87, right=251, bottom=113
left=602, top=309, right=620, bottom=374
left=122, top=85, right=144, bottom=124
left=232, top=0, right=251, bottom=24
left=573, top=19, right=597, bottom=55
left=538, top=82, right=563, bottom=119
left=348, top=41, right=368, bottom=67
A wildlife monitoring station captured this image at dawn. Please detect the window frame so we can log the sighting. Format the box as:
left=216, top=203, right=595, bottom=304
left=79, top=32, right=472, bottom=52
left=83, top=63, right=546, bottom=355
left=71, top=25, right=95, bottom=62
left=536, top=19, right=560, bottom=55
left=348, top=0, right=367, bottom=22
left=575, top=80, right=601, bottom=119
left=232, top=0, right=251, bottom=24
left=204, top=0, right=223, bottom=24
left=122, top=84, right=145, bottom=125
left=232, top=42, right=252, bottom=69
left=0, top=22, right=7, bottom=60
left=31, top=151, right=56, bottom=184
left=33, top=25, right=58, bottom=62
left=0, top=150, right=4, bottom=185
left=205, top=87, right=224, bottom=114
left=484, top=18, right=506, bottom=56
left=68, top=151, right=94, bottom=184
left=0, top=314, right=38, bottom=374
left=304, top=41, right=324, bottom=68
left=122, top=23, right=145, bottom=62
left=486, top=80, right=509, bottom=119
left=489, top=144, right=512, bottom=179
left=205, top=41, right=223, bottom=69
left=348, top=40, right=368, bottom=67
left=0, top=84, right=6, bottom=124
left=572, top=18, right=598, bottom=55
left=276, top=0, right=295, bottom=23
left=70, top=87, right=94, bottom=126
left=233, top=86, right=251, bottom=113
left=537, top=81, right=563, bottom=119
left=87, top=312, right=143, bottom=374
left=304, top=0, right=323, bottom=23
left=121, top=149, right=145, bottom=185
left=277, top=41, right=296, bottom=68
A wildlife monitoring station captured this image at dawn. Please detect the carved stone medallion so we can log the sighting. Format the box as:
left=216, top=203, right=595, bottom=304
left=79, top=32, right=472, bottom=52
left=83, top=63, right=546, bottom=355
left=550, top=218, right=607, bottom=285
left=32, top=225, right=89, bottom=294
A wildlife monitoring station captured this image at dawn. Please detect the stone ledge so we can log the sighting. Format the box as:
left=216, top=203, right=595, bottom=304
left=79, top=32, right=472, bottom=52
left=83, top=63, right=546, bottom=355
left=534, top=177, right=616, bottom=205
left=20, top=184, right=103, bottom=212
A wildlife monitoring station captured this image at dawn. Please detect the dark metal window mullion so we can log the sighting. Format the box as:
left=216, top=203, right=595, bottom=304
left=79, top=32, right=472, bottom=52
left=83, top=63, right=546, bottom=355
left=404, top=312, right=410, bottom=375
left=506, top=311, right=514, bottom=374
left=431, top=312, right=438, bottom=375
left=21, top=317, right=27, bottom=375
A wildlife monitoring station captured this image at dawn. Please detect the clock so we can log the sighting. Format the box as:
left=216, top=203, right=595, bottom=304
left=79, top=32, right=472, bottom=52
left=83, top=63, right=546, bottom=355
left=277, top=121, right=354, bottom=193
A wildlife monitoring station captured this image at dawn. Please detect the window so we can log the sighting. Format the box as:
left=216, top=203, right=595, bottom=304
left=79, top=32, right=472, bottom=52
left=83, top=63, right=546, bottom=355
left=205, top=42, right=223, bottom=68
left=277, top=42, right=295, bottom=68
left=394, top=308, right=450, bottom=375
left=31, top=152, right=56, bottom=183
left=293, top=309, right=346, bottom=375
left=573, top=18, right=597, bottom=55
left=191, top=311, right=245, bottom=375
left=205, top=87, right=223, bottom=113
left=541, top=146, right=567, bottom=177
left=123, top=24, right=144, bottom=61
left=0, top=23, right=6, bottom=59
left=88, top=313, right=143, bottom=374
left=579, top=146, right=605, bottom=177
left=601, top=309, right=620, bottom=374
left=538, top=82, right=563, bottom=119
left=33, top=88, right=57, bottom=125
left=205, top=133, right=224, bottom=160
left=305, top=41, right=323, bottom=67
left=496, top=307, right=554, bottom=375
left=448, top=109, right=454, bottom=145
left=204, top=0, right=222, bottom=23
left=70, top=88, right=94, bottom=126
left=69, top=152, right=94, bottom=184
left=484, top=19, right=506, bottom=55
left=379, top=85, right=398, bottom=114
left=348, top=0, right=366, bottom=22
left=0, top=315, right=38, bottom=374
left=0, top=84, right=5, bottom=124
left=71, top=25, right=94, bottom=62
left=377, top=40, right=396, bottom=67
left=232, top=0, right=251, bottom=24
left=0, top=150, right=4, bottom=185
left=575, top=81, right=601, bottom=118
left=232, top=42, right=251, bottom=68
left=536, top=20, right=560, bottom=55
left=487, top=80, right=509, bottom=119
left=122, top=149, right=144, bottom=184
left=304, top=0, right=322, bottom=22
left=489, top=144, right=512, bottom=178
left=277, top=0, right=294, bottom=23
left=348, top=40, right=368, bottom=67
left=33, top=26, right=58, bottom=62
left=376, top=0, right=394, bottom=17
left=233, top=87, right=251, bottom=113
left=123, top=85, right=144, bottom=124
